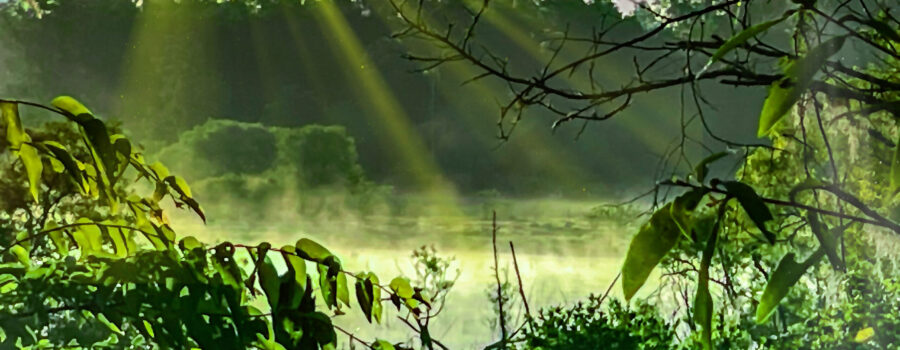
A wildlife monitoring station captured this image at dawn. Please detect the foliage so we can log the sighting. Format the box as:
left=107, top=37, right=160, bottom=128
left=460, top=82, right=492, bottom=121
left=0, top=97, right=443, bottom=349
left=156, top=119, right=278, bottom=180
left=390, top=0, right=900, bottom=348
left=515, top=297, right=678, bottom=350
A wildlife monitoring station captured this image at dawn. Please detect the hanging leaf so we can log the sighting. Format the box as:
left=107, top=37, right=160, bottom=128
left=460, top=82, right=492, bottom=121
left=51, top=96, right=92, bottom=117
left=149, top=161, right=170, bottom=180
left=693, top=215, right=719, bottom=350
left=757, top=36, right=847, bottom=137
left=280, top=245, right=307, bottom=295
left=389, top=277, right=414, bottom=299
left=372, top=340, right=395, bottom=350
left=41, top=141, right=86, bottom=193
left=318, top=256, right=342, bottom=309
left=670, top=189, right=708, bottom=241
left=258, top=256, right=281, bottom=309
left=1, top=102, right=42, bottom=202
left=179, top=236, right=203, bottom=251
left=855, top=327, right=875, bottom=343
left=621, top=203, right=681, bottom=301
left=806, top=213, right=844, bottom=270
left=756, top=249, right=825, bottom=323
left=45, top=221, right=68, bottom=256
left=296, top=238, right=332, bottom=263
left=706, top=14, right=791, bottom=67
left=722, top=181, right=775, bottom=243
left=165, top=175, right=193, bottom=198
left=355, top=273, right=382, bottom=323
left=104, top=224, right=129, bottom=258
left=9, top=245, right=30, bottom=268
left=337, top=271, right=350, bottom=307
left=81, top=118, right=118, bottom=183
left=694, top=152, right=729, bottom=183
left=18, top=143, right=43, bottom=203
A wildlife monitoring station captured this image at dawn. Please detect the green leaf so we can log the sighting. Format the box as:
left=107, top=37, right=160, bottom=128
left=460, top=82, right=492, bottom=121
left=694, top=152, right=729, bottom=183
left=296, top=238, right=332, bottom=263
left=258, top=256, right=281, bottom=309
left=45, top=221, right=68, bottom=256
left=693, top=215, right=719, bottom=350
left=621, top=203, right=681, bottom=301
left=855, top=327, right=875, bottom=343
left=1, top=102, right=42, bottom=202
left=165, top=175, right=193, bottom=198
left=670, top=189, right=707, bottom=240
left=9, top=245, right=30, bottom=268
left=722, top=181, right=775, bottom=243
left=149, top=161, right=170, bottom=180
left=51, top=96, right=92, bottom=116
left=42, top=141, right=86, bottom=193
left=96, top=313, right=123, bottom=335
left=73, top=219, right=104, bottom=257
left=756, top=250, right=825, bottom=323
left=179, top=236, right=203, bottom=251
left=18, top=143, right=43, bottom=203
left=356, top=273, right=381, bottom=323
left=758, top=36, right=847, bottom=137
left=337, top=271, right=350, bottom=307
left=280, top=245, right=308, bottom=296
left=807, top=213, right=844, bottom=270
left=105, top=224, right=130, bottom=258
left=318, top=256, right=343, bottom=309
left=81, top=118, right=118, bottom=183
left=2, top=101, right=27, bottom=146
left=389, top=277, right=414, bottom=299
left=707, top=14, right=789, bottom=66
left=372, top=340, right=395, bottom=350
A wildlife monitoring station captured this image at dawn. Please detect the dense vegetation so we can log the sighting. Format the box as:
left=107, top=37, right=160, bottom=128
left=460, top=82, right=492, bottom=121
left=0, top=0, right=899, bottom=349
left=386, top=0, right=900, bottom=348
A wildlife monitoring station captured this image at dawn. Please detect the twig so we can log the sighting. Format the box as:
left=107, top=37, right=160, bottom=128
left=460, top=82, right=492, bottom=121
left=508, top=241, right=530, bottom=317
left=598, top=271, right=621, bottom=305
left=491, top=211, right=508, bottom=343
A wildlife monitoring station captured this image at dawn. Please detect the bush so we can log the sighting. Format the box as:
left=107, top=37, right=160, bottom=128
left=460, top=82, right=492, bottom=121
left=156, top=119, right=278, bottom=180
left=517, top=297, right=678, bottom=350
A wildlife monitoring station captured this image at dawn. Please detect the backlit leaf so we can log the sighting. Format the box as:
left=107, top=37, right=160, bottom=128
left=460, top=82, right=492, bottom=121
left=694, top=215, right=719, bottom=350
left=18, top=143, right=43, bottom=203
left=258, top=256, right=281, bottom=309
left=372, top=340, right=395, bottom=350
left=756, top=250, right=824, bottom=323
left=670, top=189, right=707, bottom=240
left=855, top=327, right=875, bottom=343
left=296, top=238, right=332, bottom=263
left=694, top=152, right=729, bottom=183
left=707, top=14, right=789, bottom=66
left=51, top=96, right=92, bottom=116
left=42, top=141, right=86, bottom=193
left=9, top=245, right=30, bottom=268
left=758, top=36, right=846, bottom=137
left=622, top=203, right=681, bottom=301
left=722, top=181, right=775, bottom=243
left=389, top=277, right=414, bottom=299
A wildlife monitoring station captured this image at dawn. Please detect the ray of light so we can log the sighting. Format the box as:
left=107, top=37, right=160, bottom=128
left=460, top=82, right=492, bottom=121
left=364, top=4, right=602, bottom=194
left=313, top=2, right=463, bottom=215
left=467, top=2, right=680, bottom=155
left=114, top=1, right=221, bottom=145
